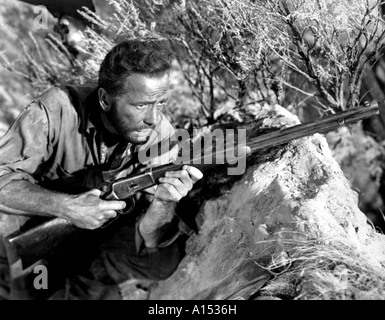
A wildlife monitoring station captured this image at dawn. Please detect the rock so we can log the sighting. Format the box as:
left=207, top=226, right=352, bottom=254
left=253, top=295, right=282, bottom=300
left=326, top=125, right=385, bottom=231
left=147, top=102, right=385, bottom=300
left=119, top=279, right=155, bottom=300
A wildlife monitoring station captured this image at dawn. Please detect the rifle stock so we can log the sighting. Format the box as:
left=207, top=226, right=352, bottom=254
left=4, top=103, right=381, bottom=269
left=6, top=219, right=78, bottom=268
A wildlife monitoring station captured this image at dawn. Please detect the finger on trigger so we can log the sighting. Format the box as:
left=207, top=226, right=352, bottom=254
left=104, top=210, right=118, bottom=218
left=117, top=201, right=127, bottom=210
left=101, top=200, right=126, bottom=211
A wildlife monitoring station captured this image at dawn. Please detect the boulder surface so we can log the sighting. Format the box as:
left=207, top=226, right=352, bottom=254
left=144, top=103, right=385, bottom=300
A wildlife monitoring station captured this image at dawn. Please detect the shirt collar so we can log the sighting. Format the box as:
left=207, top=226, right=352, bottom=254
left=63, top=85, right=100, bottom=135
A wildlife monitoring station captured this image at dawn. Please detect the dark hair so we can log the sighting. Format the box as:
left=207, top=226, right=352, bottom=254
left=98, top=39, right=173, bottom=97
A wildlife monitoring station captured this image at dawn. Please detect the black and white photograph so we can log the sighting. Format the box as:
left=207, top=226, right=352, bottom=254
left=0, top=0, right=385, bottom=308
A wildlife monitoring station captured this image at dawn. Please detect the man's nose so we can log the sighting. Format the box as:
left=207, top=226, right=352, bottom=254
left=143, top=105, right=159, bottom=127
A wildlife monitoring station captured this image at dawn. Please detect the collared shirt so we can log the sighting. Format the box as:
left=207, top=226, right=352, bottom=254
left=0, top=85, right=188, bottom=247
left=0, top=85, right=175, bottom=192
left=0, top=86, right=198, bottom=299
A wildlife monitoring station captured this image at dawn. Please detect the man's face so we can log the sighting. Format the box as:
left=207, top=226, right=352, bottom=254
left=106, top=73, right=170, bottom=145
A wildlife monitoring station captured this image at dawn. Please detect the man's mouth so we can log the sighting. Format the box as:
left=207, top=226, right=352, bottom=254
left=137, top=126, right=155, bottom=134
left=133, top=128, right=154, bottom=140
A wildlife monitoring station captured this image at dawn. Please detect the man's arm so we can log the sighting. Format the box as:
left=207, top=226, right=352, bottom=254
left=0, top=180, right=126, bottom=229
left=138, top=165, right=203, bottom=248
left=0, top=96, right=126, bottom=229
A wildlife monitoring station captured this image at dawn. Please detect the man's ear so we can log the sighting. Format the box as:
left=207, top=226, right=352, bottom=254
left=98, top=87, right=111, bottom=112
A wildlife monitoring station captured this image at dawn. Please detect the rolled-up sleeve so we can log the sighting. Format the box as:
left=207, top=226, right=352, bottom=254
left=134, top=213, right=185, bottom=256
left=132, top=115, right=197, bottom=254
left=0, top=101, right=53, bottom=191
left=133, top=193, right=195, bottom=256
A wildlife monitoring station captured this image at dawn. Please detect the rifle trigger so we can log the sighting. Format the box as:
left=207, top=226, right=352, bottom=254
left=100, top=197, right=136, bottom=229
left=337, top=118, right=345, bottom=126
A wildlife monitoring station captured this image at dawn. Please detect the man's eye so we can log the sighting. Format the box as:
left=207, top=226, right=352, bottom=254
left=157, top=102, right=167, bottom=109
left=136, top=104, right=149, bottom=109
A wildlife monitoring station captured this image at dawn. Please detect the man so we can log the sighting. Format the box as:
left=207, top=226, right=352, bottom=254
left=0, top=39, right=203, bottom=299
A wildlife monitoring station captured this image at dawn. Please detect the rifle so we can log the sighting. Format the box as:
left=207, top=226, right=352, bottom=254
left=4, top=102, right=382, bottom=269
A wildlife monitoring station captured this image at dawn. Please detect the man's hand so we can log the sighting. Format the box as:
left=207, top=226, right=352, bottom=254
left=61, top=189, right=126, bottom=229
left=139, top=165, right=203, bottom=248
left=154, top=165, right=203, bottom=203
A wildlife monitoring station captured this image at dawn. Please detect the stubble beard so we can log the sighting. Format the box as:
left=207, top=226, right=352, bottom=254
left=108, top=105, right=150, bottom=145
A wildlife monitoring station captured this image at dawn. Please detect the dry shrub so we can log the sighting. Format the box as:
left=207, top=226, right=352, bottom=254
left=3, top=0, right=385, bottom=125
left=260, top=234, right=385, bottom=299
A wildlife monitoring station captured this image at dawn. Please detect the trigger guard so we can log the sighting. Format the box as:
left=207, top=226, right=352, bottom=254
left=100, top=197, right=136, bottom=228
left=117, top=197, right=136, bottom=215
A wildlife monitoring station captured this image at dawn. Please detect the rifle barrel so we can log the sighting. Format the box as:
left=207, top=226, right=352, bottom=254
left=247, top=104, right=379, bottom=153
left=151, top=104, right=379, bottom=176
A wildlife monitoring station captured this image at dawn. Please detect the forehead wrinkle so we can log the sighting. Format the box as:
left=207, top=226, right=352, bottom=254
left=119, top=74, right=169, bottom=102
left=120, top=88, right=168, bottom=103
